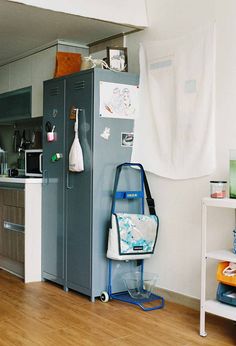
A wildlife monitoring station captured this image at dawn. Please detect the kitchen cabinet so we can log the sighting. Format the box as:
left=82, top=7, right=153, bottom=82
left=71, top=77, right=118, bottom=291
left=0, top=54, right=41, bottom=120
left=0, top=178, right=42, bottom=282
left=200, top=197, right=236, bottom=337
left=31, top=46, right=57, bottom=118
left=0, top=87, right=31, bottom=121
left=2, top=190, right=25, bottom=263
left=0, top=65, right=10, bottom=94
left=9, top=56, right=32, bottom=91
left=0, top=48, right=54, bottom=119
left=0, top=187, right=25, bottom=276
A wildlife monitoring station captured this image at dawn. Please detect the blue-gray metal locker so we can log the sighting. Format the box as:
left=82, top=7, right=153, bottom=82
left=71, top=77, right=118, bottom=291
left=42, top=69, right=139, bottom=300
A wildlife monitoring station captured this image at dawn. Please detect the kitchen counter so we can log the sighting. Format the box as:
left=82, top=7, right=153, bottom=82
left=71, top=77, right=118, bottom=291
left=0, top=177, right=42, bottom=184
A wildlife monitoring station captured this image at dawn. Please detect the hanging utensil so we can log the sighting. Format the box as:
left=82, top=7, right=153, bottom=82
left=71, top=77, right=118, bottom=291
left=12, top=130, right=17, bottom=152
left=31, top=130, right=35, bottom=146
left=45, top=121, right=52, bottom=132
left=13, top=129, right=20, bottom=152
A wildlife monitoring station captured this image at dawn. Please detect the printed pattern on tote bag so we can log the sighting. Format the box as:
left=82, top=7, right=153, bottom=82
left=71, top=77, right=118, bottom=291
left=115, top=213, right=157, bottom=255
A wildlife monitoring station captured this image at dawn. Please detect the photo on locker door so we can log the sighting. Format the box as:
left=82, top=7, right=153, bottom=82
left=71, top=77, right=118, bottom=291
left=121, top=132, right=134, bottom=147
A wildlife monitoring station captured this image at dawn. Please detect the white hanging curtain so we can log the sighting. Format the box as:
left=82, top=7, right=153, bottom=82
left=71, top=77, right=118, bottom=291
left=132, top=25, right=215, bottom=179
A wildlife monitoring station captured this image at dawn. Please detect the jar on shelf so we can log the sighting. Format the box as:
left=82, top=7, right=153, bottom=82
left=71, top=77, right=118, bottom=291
left=233, top=229, right=236, bottom=254
left=210, top=181, right=227, bottom=198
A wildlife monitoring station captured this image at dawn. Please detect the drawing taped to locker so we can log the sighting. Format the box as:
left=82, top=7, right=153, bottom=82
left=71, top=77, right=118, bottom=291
left=100, top=82, right=139, bottom=119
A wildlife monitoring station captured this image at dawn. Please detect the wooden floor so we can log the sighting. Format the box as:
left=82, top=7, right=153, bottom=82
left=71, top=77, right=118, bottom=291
left=0, top=270, right=235, bottom=346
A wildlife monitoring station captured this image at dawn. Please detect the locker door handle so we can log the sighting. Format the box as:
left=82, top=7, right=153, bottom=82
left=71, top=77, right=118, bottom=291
left=66, top=172, right=73, bottom=189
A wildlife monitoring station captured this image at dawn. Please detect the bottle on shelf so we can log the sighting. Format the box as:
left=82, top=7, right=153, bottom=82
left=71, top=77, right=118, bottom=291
left=233, top=229, right=236, bottom=254
left=229, top=149, right=236, bottom=198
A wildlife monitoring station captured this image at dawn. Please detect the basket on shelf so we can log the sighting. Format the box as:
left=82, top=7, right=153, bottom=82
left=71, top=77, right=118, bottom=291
left=216, top=261, right=236, bottom=287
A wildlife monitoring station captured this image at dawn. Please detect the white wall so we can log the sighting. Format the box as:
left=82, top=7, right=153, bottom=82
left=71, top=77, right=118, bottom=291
left=126, top=0, right=236, bottom=299
left=9, top=0, right=148, bottom=27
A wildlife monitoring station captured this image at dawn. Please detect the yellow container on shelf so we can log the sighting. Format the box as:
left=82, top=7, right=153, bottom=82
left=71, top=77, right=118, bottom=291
left=216, top=261, right=236, bottom=287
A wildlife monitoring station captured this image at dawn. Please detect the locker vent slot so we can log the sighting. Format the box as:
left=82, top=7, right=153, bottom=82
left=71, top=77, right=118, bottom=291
left=74, top=81, right=85, bottom=90
left=49, top=87, right=60, bottom=96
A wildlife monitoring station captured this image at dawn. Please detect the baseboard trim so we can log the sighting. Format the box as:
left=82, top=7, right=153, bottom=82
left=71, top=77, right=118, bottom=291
left=154, top=287, right=200, bottom=311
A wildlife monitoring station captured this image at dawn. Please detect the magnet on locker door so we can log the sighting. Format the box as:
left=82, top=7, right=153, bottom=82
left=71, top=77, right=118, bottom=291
left=47, top=126, right=57, bottom=142
left=47, top=132, right=57, bottom=142
left=51, top=153, right=63, bottom=162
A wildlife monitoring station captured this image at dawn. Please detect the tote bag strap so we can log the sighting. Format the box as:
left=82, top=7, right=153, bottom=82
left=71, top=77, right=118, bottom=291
left=111, top=163, right=157, bottom=216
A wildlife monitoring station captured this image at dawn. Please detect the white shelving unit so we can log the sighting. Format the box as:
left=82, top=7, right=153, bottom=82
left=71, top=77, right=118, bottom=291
left=200, top=197, right=236, bottom=337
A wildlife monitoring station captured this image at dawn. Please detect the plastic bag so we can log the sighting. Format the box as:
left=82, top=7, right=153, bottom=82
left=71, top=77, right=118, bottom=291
left=69, top=109, right=84, bottom=172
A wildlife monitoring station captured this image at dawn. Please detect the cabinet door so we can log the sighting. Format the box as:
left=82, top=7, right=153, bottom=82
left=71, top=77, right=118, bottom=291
left=31, top=46, right=56, bottom=117
left=0, top=87, right=31, bottom=121
left=9, top=56, right=32, bottom=91
left=0, top=189, right=5, bottom=256
left=0, top=65, right=10, bottom=94
left=65, top=72, right=93, bottom=293
left=3, top=188, right=24, bottom=207
left=0, top=205, right=3, bottom=256
left=2, top=205, right=24, bottom=262
left=0, top=189, right=24, bottom=263
left=42, top=78, right=66, bottom=284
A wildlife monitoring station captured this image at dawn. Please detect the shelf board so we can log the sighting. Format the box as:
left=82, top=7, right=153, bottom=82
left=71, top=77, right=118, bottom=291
left=203, top=197, right=236, bottom=208
left=205, top=299, right=236, bottom=321
left=206, top=249, right=236, bottom=262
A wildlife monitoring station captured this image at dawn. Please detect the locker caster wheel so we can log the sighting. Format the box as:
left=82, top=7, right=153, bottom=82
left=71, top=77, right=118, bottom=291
left=100, top=291, right=109, bottom=303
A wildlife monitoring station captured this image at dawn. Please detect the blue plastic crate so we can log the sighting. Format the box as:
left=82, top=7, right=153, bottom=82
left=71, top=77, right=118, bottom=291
left=216, top=283, right=236, bottom=306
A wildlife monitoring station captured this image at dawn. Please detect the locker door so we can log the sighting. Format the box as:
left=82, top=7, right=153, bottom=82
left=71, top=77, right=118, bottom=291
left=65, top=71, right=93, bottom=294
left=42, top=78, right=66, bottom=285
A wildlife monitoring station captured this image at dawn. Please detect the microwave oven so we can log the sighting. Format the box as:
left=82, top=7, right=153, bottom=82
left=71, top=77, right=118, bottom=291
left=25, top=149, right=43, bottom=177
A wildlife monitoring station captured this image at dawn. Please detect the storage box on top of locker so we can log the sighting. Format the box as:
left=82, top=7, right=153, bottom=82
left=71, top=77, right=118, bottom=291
left=42, top=68, right=139, bottom=301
